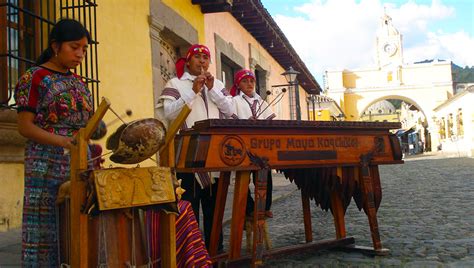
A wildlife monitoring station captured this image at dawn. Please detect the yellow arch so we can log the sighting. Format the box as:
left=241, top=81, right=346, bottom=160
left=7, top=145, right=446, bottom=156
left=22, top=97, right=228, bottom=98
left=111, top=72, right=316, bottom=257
left=359, top=94, right=428, bottom=121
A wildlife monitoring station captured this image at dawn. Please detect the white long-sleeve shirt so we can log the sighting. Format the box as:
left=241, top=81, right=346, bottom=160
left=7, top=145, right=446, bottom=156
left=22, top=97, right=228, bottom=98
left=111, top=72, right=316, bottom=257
left=232, top=91, right=276, bottom=120
left=158, top=72, right=234, bottom=128
left=157, top=71, right=234, bottom=188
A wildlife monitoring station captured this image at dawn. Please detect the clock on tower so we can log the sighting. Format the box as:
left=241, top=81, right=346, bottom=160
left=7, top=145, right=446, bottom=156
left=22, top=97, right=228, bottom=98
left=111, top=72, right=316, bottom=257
left=376, top=13, right=403, bottom=66
left=383, top=42, right=398, bottom=57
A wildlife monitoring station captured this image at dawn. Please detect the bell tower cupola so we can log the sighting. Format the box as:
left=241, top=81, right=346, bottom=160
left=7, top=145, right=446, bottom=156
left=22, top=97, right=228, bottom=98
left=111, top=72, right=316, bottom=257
left=376, top=12, right=403, bottom=67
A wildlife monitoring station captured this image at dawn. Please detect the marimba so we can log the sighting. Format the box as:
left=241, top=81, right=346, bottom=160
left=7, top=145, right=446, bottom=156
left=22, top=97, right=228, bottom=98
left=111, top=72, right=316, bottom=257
left=174, top=119, right=403, bottom=266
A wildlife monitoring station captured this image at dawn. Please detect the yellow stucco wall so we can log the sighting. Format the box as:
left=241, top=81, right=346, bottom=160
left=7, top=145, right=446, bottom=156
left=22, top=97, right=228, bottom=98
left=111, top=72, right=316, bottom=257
left=327, top=61, right=453, bottom=122
left=0, top=164, right=24, bottom=231
left=339, top=62, right=453, bottom=91
left=162, top=0, right=205, bottom=43
left=97, top=0, right=154, bottom=119
left=326, top=59, right=458, bottom=154
left=309, top=110, right=331, bottom=121
left=204, top=12, right=291, bottom=119
left=95, top=0, right=156, bottom=167
left=343, top=93, right=363, bottom=120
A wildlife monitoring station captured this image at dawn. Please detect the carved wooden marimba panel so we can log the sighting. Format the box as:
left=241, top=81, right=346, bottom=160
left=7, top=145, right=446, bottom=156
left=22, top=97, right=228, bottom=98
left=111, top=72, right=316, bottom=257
left=175, top=119, right=403, bottom=172
left=93, top=167, right=176, bottom=210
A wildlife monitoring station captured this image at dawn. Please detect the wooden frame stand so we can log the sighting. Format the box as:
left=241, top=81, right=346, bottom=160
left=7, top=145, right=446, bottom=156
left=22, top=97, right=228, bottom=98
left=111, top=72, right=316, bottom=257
left=68, top=99, right=190, bottom=267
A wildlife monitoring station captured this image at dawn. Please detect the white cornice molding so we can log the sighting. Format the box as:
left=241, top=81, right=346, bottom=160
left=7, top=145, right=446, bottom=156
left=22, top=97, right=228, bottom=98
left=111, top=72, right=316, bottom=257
left=326, top=88, right=347, bottom=94
left=345, top=81, right=452, bottom=92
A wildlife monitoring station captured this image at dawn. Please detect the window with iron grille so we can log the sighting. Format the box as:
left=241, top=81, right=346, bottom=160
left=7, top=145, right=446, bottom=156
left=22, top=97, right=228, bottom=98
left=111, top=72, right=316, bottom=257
left=221, top=54, right=241, bottom=90
left=0, top=0, right=99, bottom=109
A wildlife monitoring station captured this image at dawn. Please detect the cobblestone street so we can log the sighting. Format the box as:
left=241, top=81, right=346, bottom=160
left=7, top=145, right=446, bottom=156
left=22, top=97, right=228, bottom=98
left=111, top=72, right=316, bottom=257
left=222, top=156, right=474, bottom=267
left=1, top=156, right=473, bottom=267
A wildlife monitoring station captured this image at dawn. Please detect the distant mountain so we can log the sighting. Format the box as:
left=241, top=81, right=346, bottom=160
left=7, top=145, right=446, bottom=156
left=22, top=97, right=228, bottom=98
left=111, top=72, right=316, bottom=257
left=414, top=59, right=447, bottom=64
left=452, top=64, right=474, bottom=83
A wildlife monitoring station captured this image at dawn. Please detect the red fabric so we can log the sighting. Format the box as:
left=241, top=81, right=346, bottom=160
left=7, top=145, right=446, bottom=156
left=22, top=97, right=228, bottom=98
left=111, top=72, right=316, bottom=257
left=148, top=200, right=212, bottom=268
left=89, top=143, right=104, bottom=169
left=175, top=58, right=187, bottom=79
left=230, top=69, right=255, bottom=96
left=175, top=44, right=211, bottom=79
left=27, top=68, right=51, bottom=110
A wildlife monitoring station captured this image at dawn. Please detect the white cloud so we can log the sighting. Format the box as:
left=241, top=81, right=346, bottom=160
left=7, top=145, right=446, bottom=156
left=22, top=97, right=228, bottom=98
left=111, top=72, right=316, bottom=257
left=270, top=0, right=474, bottom=82
left=437, top=31, right=474, bottom=66
left=404, top=30, right=474, bottom=66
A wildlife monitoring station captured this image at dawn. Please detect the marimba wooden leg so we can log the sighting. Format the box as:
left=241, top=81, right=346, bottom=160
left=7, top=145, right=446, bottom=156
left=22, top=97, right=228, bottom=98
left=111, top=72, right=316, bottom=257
left=251, top=169, right=268, bottom=266
left=209, top=172, right=231, bottom=256
left=229, top=171, right=251, bottom=259
left=330, top=192, right=346, bottom=239
left=331, top=167, right=346, bottom=239
left=360, top=163, right=382, bottom=251
left=301, top=190, right=313, bottom=242
left=160, top=211, right=176, bottom=268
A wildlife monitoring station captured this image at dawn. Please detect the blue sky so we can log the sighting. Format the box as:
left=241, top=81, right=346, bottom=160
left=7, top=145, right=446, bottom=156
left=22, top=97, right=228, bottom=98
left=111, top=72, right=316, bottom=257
left=261, top=0, right=474, bottom=82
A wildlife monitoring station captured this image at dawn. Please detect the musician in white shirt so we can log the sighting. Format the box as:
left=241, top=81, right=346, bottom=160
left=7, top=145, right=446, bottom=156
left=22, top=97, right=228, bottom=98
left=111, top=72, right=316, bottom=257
left=229, top=69, right=275, bottom=218
left=230, top=69, right=276, bottom=121
left=158, top=44, right=234, bottom=252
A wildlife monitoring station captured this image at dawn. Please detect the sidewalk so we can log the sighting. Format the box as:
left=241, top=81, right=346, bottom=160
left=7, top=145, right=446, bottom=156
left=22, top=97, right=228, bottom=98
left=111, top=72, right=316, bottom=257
left=0, top=172, right=296, bottom=267
left=403, top=150, right=472, bottom=161
left=0, top=227, right=21, bottom=267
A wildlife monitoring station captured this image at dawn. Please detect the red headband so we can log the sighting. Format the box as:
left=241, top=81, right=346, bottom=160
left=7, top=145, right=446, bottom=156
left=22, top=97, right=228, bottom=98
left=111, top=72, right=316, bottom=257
left=230, top=69, right=256, bottom=96
left=175, top=44, right=211, bottom=78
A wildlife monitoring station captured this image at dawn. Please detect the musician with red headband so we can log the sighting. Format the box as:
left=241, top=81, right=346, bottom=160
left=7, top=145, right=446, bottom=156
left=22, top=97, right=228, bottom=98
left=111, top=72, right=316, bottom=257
left=230, top=69, right=275, bottom=218
left=158, top=44, right=234, bottom=253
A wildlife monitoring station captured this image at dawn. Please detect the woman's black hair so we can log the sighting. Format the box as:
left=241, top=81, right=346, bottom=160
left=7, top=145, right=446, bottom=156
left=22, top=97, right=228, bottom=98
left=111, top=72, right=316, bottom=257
left=36, top=19, right=92, bottom=65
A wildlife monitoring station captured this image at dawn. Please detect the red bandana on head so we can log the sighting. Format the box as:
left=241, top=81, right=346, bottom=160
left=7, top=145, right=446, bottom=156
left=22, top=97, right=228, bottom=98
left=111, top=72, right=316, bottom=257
left=230, top=69, right=256, bottom=96
left=175, top=44, right=211, bottom=78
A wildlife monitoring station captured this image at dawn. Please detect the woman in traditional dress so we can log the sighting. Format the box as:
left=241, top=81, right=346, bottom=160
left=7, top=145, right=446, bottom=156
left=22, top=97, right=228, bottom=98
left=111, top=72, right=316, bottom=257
left=229, top=69, right=276, bottom=218
left=14, top=19, right=92, bottom=266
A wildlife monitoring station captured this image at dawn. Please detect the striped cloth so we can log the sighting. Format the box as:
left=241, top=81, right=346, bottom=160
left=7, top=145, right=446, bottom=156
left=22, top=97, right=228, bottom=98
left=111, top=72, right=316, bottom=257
left=147, top=200, right=212, bottom=268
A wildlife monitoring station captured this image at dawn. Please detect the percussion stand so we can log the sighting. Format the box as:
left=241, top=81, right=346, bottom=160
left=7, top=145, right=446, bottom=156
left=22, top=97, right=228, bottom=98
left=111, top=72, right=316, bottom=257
left=158, top=105, right=191, bottom=268
left=70, top=97, right=110, bottom=268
